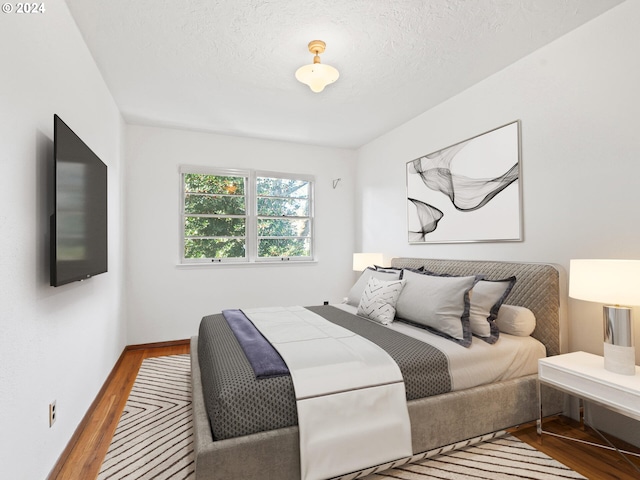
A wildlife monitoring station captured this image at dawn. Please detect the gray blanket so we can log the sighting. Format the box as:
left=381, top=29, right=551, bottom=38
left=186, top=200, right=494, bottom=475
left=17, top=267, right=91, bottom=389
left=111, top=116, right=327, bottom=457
left=198, top=305, right=451, bottom=440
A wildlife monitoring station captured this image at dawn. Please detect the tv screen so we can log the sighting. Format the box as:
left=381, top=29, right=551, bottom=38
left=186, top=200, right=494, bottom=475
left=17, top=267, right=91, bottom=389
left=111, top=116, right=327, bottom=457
left=51, top=115, right=108, bottom=287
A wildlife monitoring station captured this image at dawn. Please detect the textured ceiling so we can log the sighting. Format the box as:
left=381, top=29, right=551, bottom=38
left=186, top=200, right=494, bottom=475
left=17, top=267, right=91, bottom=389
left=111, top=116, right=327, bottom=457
left=64, top=0, right=623, bottom=148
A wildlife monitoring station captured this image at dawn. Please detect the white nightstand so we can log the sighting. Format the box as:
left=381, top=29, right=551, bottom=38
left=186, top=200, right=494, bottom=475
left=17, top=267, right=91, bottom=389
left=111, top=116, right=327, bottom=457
left=537, top=351, right=640, bottom=460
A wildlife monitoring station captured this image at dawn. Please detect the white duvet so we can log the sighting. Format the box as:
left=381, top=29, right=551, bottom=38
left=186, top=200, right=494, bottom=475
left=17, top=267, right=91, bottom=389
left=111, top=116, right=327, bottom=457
left=334, top=303, right=546, bottom=391
left=243, top=306, right=413, bottom=480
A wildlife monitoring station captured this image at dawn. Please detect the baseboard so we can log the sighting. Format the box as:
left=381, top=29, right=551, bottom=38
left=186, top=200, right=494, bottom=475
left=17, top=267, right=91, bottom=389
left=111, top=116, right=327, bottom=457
left=125, top=338, right=190, bottom=350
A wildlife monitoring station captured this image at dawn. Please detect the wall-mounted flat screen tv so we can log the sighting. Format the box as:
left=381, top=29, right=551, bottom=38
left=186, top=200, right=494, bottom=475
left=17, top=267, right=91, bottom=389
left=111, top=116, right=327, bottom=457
left=51, top=114, right=108, bottom=287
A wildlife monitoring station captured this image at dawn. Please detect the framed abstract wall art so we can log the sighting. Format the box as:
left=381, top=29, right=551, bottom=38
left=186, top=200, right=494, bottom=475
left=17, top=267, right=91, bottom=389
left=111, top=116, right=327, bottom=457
left=406, top=120, right=522, bottom=243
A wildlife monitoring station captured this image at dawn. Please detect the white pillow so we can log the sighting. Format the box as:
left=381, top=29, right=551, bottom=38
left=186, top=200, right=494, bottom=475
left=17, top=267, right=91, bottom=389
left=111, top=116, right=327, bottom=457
left=395, top=270, right=476, bottom=346
left=495, top=304, right=536, bottom=336
left=347, top=268, right=401, bottom=306
left=468, top=277, right=515, bottom=343
left=357, top=277, right=406, bottom=325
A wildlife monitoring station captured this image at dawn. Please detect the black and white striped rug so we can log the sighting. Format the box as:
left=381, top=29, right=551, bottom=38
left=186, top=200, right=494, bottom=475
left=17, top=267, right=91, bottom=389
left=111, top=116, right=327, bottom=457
left=99, top=354, right=584, bottom=480
left=362, top=433, right=586, bottom=479
left=98, top=354, right=194, bottom=480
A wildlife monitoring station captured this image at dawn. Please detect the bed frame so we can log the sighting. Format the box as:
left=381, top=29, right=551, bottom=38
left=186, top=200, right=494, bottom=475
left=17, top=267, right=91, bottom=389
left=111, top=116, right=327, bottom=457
left=190, top=258, right=564, bottom=479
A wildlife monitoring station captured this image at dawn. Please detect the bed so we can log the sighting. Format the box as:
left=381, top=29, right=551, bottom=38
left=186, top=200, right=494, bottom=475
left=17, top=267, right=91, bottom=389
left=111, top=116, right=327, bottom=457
left=190, top=258, right=564, bottom=479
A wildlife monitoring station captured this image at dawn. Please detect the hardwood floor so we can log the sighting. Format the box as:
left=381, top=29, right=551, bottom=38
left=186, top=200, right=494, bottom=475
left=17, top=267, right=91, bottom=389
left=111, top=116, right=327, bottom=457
left=511, top=418, right=640, bottom=480
left=48, top=341, right=190, bottom=480
left=50, top=342, right=640, bottom=480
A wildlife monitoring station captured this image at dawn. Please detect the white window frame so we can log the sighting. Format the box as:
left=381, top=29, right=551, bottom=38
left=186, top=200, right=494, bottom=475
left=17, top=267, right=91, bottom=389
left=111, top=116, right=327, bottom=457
left=179, top=166, right=314, bottom=264
left=254, top=170, right=315, bottom=263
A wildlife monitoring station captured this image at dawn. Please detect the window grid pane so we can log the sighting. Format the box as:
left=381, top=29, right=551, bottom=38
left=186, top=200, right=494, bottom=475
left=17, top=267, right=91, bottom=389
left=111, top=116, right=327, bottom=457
left=258, top=238, right=311, bottom=258
left=257, top=197, right=309, bottom=217
left=257, top=218, right=309, bottom=237
left=185, top=217, right=246, bottom=237
left=256, top=177, right=309, bottom=198
left=185, top=238, right=246, bottom=259
left=185, top=194, right=246, bottom=215
left=184, top=174, right=245, bottom=195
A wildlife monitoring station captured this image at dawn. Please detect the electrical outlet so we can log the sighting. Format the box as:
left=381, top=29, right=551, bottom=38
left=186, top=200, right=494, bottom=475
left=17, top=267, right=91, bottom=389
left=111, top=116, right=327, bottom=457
left=49, top=400, right=56, bottom=427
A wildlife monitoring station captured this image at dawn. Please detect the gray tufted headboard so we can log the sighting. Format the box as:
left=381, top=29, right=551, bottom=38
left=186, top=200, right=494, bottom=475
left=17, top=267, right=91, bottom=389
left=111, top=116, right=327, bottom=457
left=390, top=258, right=561, bottom=356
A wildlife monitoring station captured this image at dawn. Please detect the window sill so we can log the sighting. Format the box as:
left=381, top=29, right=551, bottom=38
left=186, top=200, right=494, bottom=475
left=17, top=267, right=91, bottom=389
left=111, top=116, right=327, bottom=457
left=176, top=260, right=318, bottom=269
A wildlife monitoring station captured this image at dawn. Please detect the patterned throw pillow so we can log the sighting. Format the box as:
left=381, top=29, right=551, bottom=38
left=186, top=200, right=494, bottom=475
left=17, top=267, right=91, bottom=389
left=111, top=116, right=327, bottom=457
left=357, top=277, right=406, bottom=325
left=347, top=267, right=401, bottom=306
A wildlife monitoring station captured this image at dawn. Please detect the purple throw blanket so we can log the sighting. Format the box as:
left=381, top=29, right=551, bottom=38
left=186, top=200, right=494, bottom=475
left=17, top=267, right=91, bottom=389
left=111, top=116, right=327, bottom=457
left=222, top=309, right=290, bottom=379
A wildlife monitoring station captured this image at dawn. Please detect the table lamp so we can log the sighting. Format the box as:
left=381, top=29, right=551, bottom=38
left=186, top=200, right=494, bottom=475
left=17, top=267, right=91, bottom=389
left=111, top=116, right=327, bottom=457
left=569, top=259, right=640, bottom=375
left=352, top=253, right=384, bottom=272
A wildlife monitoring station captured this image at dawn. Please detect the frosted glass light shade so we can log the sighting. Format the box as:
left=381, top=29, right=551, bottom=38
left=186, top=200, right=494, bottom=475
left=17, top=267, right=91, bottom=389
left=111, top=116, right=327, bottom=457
left=569, top=259, right=640, bottom=305
left=295, top=63, right=339, bottom=93
left=353, top=253, right=384, bottom=271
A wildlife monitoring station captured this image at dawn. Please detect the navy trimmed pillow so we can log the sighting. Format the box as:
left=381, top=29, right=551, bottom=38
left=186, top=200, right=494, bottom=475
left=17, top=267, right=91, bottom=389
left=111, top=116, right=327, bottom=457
left=374, top=265, right=424, bottom=277
left=395, top=269, right=477, bottom=347
left=468, top=277, right=516, bottom=343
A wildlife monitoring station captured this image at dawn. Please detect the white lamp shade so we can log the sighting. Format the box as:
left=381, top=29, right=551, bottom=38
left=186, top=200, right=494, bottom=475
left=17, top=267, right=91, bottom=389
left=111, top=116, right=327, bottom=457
left=295, top=63, right=339, bottom=93
left=569, top=259, right=640, bottom=306
left=353, top=253, right=384, bottom=271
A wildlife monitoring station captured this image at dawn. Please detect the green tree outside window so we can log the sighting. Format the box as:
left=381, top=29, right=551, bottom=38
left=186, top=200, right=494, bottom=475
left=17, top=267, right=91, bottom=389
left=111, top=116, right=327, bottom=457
left=181, top=170, right=313, bottom=262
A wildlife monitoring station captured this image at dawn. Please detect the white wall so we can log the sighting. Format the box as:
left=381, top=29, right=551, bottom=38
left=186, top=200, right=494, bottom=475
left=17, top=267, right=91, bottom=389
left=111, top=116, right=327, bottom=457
left=357, top=0, right=640, bottom=443
left=0, top=3, right=126, bottom=479
left=125, top=125, right=356, bottom=344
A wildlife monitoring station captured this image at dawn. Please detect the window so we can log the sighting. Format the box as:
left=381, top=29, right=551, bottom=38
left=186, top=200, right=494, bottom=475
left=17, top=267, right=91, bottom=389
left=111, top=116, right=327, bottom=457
left=182, top=170, right=248, bottom=262
left=180, top=167, right=314, bottom=264
left=256, top=176, right=312, bottom=259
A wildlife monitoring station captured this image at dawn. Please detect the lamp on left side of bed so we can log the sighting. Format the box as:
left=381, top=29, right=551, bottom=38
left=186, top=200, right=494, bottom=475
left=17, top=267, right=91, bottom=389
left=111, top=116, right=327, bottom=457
left=569, top=259, right=640, bottom=375
left=353, top=253, right=384, bottom=271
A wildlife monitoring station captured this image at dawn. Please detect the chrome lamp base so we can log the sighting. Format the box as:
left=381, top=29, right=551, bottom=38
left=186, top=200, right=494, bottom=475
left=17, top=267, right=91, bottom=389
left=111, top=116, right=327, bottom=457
left=603, top=306, right=636, bottom=376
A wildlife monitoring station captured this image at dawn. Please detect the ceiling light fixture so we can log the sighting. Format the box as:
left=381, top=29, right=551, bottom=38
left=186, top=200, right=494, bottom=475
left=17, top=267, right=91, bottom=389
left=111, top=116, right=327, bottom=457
left=295, top=40, right=339, bottom=93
